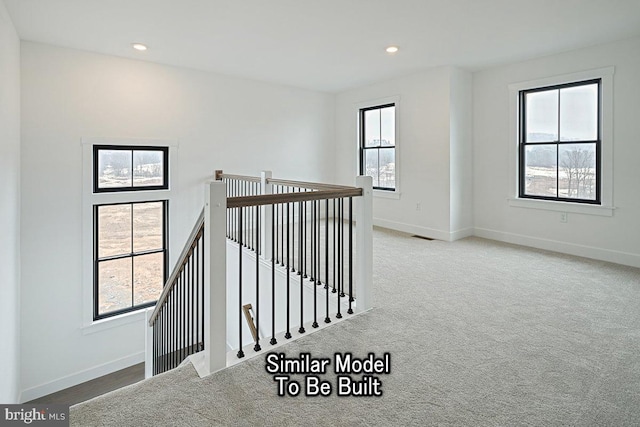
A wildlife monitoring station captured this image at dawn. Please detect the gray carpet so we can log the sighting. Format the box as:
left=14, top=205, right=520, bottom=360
left=71, top=229, right=640, bottom=426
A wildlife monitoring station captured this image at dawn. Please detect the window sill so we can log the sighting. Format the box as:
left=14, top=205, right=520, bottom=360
left=508, top=197, right=614, bottom=217
left=373, top=190, right=400, bottom=200
left=82, top=309, right=147, bottom=335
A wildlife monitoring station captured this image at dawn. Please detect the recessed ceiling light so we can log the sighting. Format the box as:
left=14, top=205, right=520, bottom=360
left=385, top=46, right=399, bottom=54
left=132, top=43, right=148, bottom=51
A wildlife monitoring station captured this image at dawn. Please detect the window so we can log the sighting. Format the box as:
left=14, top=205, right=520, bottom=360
left=92, top=145, right=169, bottom=320
left=94, top=145, right=168, bottom=192
left=359, top=104, right=396, bottom=191
left=519, top=80, right=601, bottom=204
left=94, top=201, right=168, bottom=319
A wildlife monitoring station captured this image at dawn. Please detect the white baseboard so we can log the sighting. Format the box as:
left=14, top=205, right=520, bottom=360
left=20, top=352, right=145, bottom=403
left=373, top=218, right=471, bottom=242
left=450, top=227, right=474, bottom=241
left=474, top=227, right=640, bottom=269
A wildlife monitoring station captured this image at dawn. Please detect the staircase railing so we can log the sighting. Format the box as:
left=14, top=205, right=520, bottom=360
left=145, top=171, right=373, bottom=378
left=146, top=210, right=205, bottom=376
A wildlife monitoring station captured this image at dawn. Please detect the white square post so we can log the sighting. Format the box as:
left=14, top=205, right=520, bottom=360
left=355, top=175, right=373, bottom=312
left=204, top=180, right=227, bottom=375
left=144, top=307, right=154, bottom=379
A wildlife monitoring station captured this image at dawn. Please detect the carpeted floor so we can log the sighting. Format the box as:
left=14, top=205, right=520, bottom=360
left=71, top=229, right=640, bottom=426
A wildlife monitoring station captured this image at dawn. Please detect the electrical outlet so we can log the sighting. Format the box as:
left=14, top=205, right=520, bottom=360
left=560, top=212, right=568, bottom=223
left=416, top=202, right=421, bottom=211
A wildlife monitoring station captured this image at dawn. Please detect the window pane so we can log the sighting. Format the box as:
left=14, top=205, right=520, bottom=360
left=98, top=204, right=132, bottom=258
left=525, top=89, right=558, bottom=142
left=524, top=145, right=557, bottom=197
left=379, top=148, right=396, bottom=189
left=560, top=84, right=598, bottom=141
left=380, top=106, right=395, bottom=147
left=363, top=109, right=381, bottom=147
left=98, top=258, right=132, bottom=315
left=133, top=150, right=164, bottom=187
left=559, top=143, right=596, bottom=200
left=98, top=150, right=132, bottom=188
left=133, top=202, right=164, bottom=253
left=364, top=149, right=379, bottom=187
left=133, top=253, right=164, bottom=305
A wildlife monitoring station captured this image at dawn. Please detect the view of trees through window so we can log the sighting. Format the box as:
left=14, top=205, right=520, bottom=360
left=520, top=80, right=599, bottom=202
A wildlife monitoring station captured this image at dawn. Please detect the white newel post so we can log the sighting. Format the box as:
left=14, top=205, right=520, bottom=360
left=355, top=175, right=373, bottom=312
left=144, top=307, right=154, bottom=379
left=204, top=180, right=227, bottom=375
left=260, top=170, right=273, bottom=260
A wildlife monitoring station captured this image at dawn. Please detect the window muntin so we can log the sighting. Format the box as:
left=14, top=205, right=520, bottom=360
left=94, top=145, right=168, bottom=192
left=519, top=80, right=600, bottom=203
left=94, top=200, right=168, bottom=320
left=360, top=104, right=396, bottom=191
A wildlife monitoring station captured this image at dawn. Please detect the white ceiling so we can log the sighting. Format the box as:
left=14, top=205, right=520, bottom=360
left=5, top=0, right=640, bottom=92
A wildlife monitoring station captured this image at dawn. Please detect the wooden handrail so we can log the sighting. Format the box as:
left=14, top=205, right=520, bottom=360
left=219, top=173, right=260, bottom=183
left=227, top=187, right=363, bottom=208
left=149, top=209, right=205, bottom=326
left=267, top=178, right=356, bottom=191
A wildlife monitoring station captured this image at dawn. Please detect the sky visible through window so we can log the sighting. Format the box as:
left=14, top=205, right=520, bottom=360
left=522, top=82, right=598, bottom=201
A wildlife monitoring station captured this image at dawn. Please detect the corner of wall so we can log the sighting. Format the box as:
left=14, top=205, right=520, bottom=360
left=0, top=0, right=22, bottom=404
left=448, top=67, right=474, bottom=235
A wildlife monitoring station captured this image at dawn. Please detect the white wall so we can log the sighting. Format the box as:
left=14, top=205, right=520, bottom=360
left=449, top=68, right=473, bottom=237
left=473, top=36, right=640, bottom=267
left=19, top=41, right=335, bottom=400
left=0, top=0, right=21, bottom=404
left=335, top=66, right=473, bottom=241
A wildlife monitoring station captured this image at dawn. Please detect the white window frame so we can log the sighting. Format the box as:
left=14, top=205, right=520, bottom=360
left=508, top=67, right=615, bottom=216
left=355, top=96, right=401, bottom=199
left=81, top=137, right=178, bottom=334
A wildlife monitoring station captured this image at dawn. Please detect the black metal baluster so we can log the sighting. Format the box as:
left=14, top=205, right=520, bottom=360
left=274, top=191, right=278, bottom=264
left=285, top=202, right=292, bottom=339
left=291, top=188, right=296, bottom=273
left=303, top=197, right=308, bottom=278
left=176, top=282, right=180, bottom=367
left=254, top=205, right=261, bottom=352
left=152, top=320, right=156, bottom=375
left=331, top=199, right=337, bottom=294
left=191, top=245, right=195, bottom=354
left=324, top=199, right=331, bottom=324
left=298, top=201, right=305, bottom=334
left=157, top=312, right=160, bottom=374
left=309, top=200, right=317, bottom=285
left=167, top=293, right=171, bottom=371
left=200, top=233, right=205, bottom=350
left=348, top=197, right=354, bottom=314
left=312, top=199, right=318, bottom=328
left=317, top=200, right=321, bottom=286
left=270, top=203, right=277, bottom=345
left=161, top=305, right=165, bottom=373
left=340, top=198, right=346, bottom=298
left=244, top=182, right=247, bottom=247
left=184, top=265, right=188, bottom=360
left=238, top=207, right=245, bottom=358
left=171, top=292, right=175, bottom=369
left=253, top=182, right=260, bottom=255
left=250, top=182, right=254, bottom=251
left=280, top=186, right=289, bottom=267
left=336, top=199, right=343, bottom=319
left=167, top=301, right=171, bottom=371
